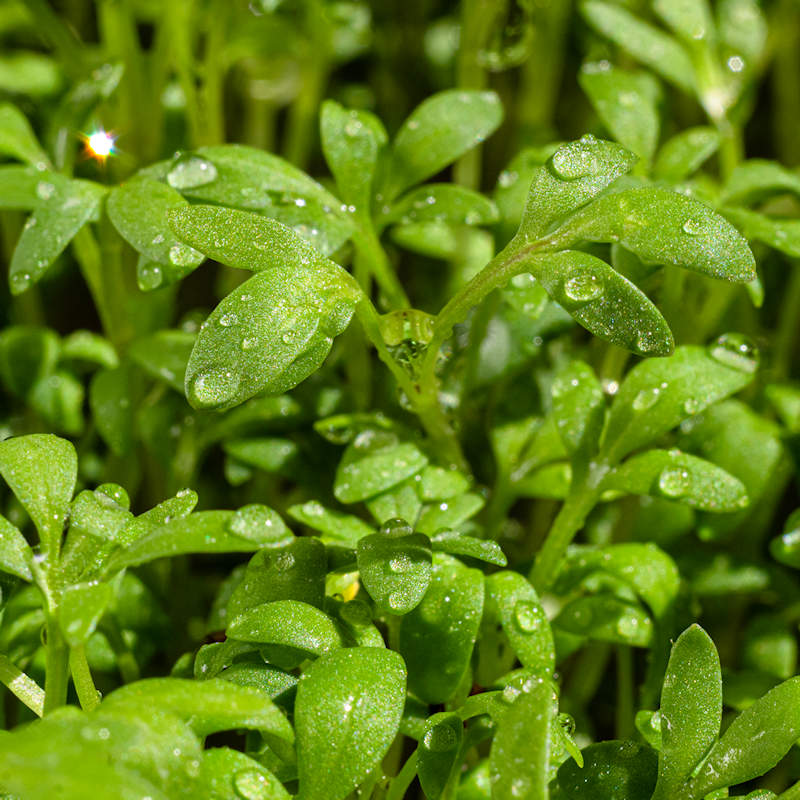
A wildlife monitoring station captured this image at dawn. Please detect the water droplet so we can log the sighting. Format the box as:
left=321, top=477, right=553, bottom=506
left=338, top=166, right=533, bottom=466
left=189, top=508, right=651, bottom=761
left=389, top=553, right=412, bottom=573
left=563, top=270, right=604, bottom=303
left=683, top=397, right=702, bottom=415
left=273, top=551, right=295, bottom=571
left=380, top=518, right=413, bottom=538
left=632, top=386, right=661, bottom=411
left=423, top=722, right=458, bottom=752
left=708, top=333, right=759, bottom=374
left=227, top=504, right=289, bottom=545
left=344, top=118, right=362, bottom=136
left=498, top=170, right=518, bottom=188
left=551, top=140, right=601, bottom=180
left=387, top=592, right=405, bottom=611
left=138, top=263, right=163, bottom=291
left=167, top=155, right=218, bottom=190
left=513, top=600, right=542, bottom=633
left=682, top=218, right=705, bottom=236
left=219, top=312, right=238, bottom=327
left=234, top=768, right=270, bottom=799
left=9, top=271, right=31, bottom=293
left=281, top=329, right=297, bottom=344
left=617, top=614, right=641, bottom=638
left=169, top=242, right=203, bottom=267
left=658, top=466, right=690, bottom=498
left=36, top=181, right=55, bottom=200
left=189, top=368, right=240, bottom=408
left=241, top=337, right=257, bottom=350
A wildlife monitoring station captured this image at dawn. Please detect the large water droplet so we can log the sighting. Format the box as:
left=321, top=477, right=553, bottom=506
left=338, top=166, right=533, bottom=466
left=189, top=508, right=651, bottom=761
left=513, top=600, right=542, bottom=633
left=551, top=141, right=601, bottom=180
left=389, top=553, right=412, bottom=573
left=138, top=262, right=164, bottom=291
left=167, top=155, right=218, bottom=190
left=380, top=518, right=413, bottom=538
left=682, top=218, right=705, bottom=236
left=9, top=271, right=32, bottom=294
left=563, top=270, right=604, bottom=303
left=632, top=386, right=661, bottom=411
left=234, top=768, right=270, bottom=800
left=616, top=614, right=641, bottom=638
left=189, top=368, right=240, bottom=408
left=423, top=722, right=458, bottom=752
left=227, top=504, right=289, bottom=545
left=708, top=333, right=759, bottom=374
left=219, top=312, right=238, bottom=327
left=658, top=466, right=690, bottom=498
left=169, top=242, right=203, bottom=267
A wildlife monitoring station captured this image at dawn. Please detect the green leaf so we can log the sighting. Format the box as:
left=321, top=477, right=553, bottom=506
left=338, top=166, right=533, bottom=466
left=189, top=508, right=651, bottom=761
left=0, top=514, right=32, bottom=580
left=418, top=712, right=463, bottom=800
left=320, top=100, right=386, bottom=210
left=107, top=178, right=204, bottom=290
left=721, top=159, right=800, bottom=204
left=384, top=184, right=499, bottom=227
left=0, top=166, right=68, bottom=210
left=718, top=0, right=768, bottom=67
left=30, top=370, right=84, bottom=435
left=490, top=677, right=556, bottom=800
left=603, top=448, right=748, bottom=511
left=287, top=501, right=375, bottom=548
left=722, top=206, right=800, bottom=258
left=687, top=677, right=800, bottom=798
left=652, top=625, right=722, bottom=800
left=61, top=330, right=118, bottom=369
left=295, top=647, right=406, bottom=800
left=366, top=481, right=423, bottom=527
left=654, top=0, right=715, bottom=44
left=430, top=530, right=507, bottom=566
left=90, top=366, right=135, bottom=456
left=104, top=677, right=294, bottom=742
left=600, top=341, right=758, bottom=463
left=653, top=127, right=720, bottom=181
left=357, top=525, right=432, bottom=615
left=0, top=102, right=49, bottom=166
left=581, top=1, right=695, bottom=92
left=518, top=137, right=637, bottom=240
left=223, top=438, right=299, bottom=478
left=9, top=178, right=106, bottom=294
left=180, top=229, right=358, bottom=410
left=520, top=250, right=674, bottom=356
left=555, top=595, right=653, bottom=647
left=770, top=509, right=800, bottom=568
left=201, top=748, right=291, bottom=800
left=70, top=487, right=133, bottom=541
left=334, top=434, right=428, bottom=503
left=227, top=599, right=342, bottom=658
left=414, top=466, right=470, bottom=502
left=59, top=580, right=112, bottom=646
left=551, top=360, right=606, bottom=455
left=384, top=90, right=503, bottom=199
left=0, top=433, right=76, bottom=550
left=104, top=511, right=266, bottom=572
left=555, top=187, right=756, bottom=282
left=0, top=324, right=60, bottom=397
left=129, top=330, right=194, bottom=392
left=485, top=571, right=554, bottom=675
left=557, top=740, right=658, bottom=800
left=579, top=64, right=661, bottom=161
left=399, top=553, right=484, bottom=704
left=416, top=492, right=485, bottom=535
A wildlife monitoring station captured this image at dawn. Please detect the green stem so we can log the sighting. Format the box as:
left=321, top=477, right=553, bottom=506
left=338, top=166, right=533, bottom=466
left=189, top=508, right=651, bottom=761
left=352, top=223, right=409, bottom=310
left=385, top=749, right=418, bottom=800
left=25, top=0, right=85, bottom=76
left=69, top=644, right=101, bottom=711
left=529, top=476, right=603, bottom=593
left=197, top=0, right=228, bottom=145
left=167, top=0, right=203, bottom=148
left=0, top=653, right=45, bottom=717
left=774, top=264, right=800, bottom=379
left=44, top=619, right=70, bottom=713
left=615, top=645, right=634, bottom=740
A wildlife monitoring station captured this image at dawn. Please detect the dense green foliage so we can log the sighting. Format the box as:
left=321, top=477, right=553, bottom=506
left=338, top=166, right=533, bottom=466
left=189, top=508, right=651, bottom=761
left=0, top=0, right=800, bottom=797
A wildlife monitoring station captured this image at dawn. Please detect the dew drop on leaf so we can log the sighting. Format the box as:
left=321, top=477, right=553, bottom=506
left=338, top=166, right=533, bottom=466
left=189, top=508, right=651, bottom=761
left=681, top=218, right=704, bottom=236
left=233, top=769, right=270, bottom=800
left=167, top=155, right=218, bottom=190
left=658, top=466, right=690, bottom=498
left=707, top=333, right=759, bottom=374
left=188, top=367, right=241, bottom=408
left=138, top=263, right=163, bottom=291
left=423, top=722, right=458, bottom=752
left=380, top=518, right=413, bottom=537
left=513, top=600, right=542, bottom=633
left=563, top=270, right=604, bottom=303
left=169, top=242, right=203, bottom=267
left=632, top=386, right=661, bottom=411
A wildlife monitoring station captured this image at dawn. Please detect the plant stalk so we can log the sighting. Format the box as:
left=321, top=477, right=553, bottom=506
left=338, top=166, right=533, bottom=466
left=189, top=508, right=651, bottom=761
left=69, top=644, right=101, bottom=711
left=43, top=619, right=70, bottom=713
left=0, top=654, right=45, bottom=717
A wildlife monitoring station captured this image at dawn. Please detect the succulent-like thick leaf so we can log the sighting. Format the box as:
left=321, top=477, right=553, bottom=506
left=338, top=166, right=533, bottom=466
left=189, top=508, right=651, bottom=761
left=652, top=625, right=722, bottom=800
left=555, top=187, right=756, bottom=282
left=9, top=178, right=105, bottom=294
left=0, top=514, right=32, bottom=580
left=521, top=249, right=674, bottom=356
left=399, top=554, right=484, bottom=703
left=384, top=90, right=503, bottom=199
left=107, top=178, right=204, bottom=289
left=579, top=65, right=661, bottom=161
left=718, top=0, right=768, bottom=66
left=581, top=1, right=695, bottom=92
left=295, top=648, right=406, bottom=800
left=686, top=677, right=800, bottom=798
left=0, top=102, right=49, bottom=166
left=0, top=433, right=76, bottom=550
left=600, top=341, right=758, bottom=463
left=603, top=448, right=748, bottom=511
left=653, top=127, right=720, bottom=181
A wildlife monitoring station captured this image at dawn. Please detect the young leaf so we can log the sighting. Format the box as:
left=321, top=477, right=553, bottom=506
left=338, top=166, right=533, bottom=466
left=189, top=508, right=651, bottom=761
left=521, top=249, right=674, bottom=356
left=600, top=341, right=758, bottom=463
left=0, top=433, right=76, bottom=552
left=9, top=178, right=105, bottom=294
left=654, top=0, right=715, bottom=44
left=517, top=136, right=637, bottom=240
left=653, top=127, right=720, bottom=181
left=399, top=554, right=484, bottom=703
left=490, top=677, right=556, bottom=800
left=287, top=501, right=374, bottom=548
left=384, top=90, right=503, bottom=199
left=550, top=360, right=606, bottom=454
left=60, top=330, right=118, bottom=370
left=414, top=466, right=471, bottom=502
left=555, top=595, right=653, bottom=647
left=721, top=159, right=800, bottom=204
left=581, top=1, right=695, bottom=92
left=430, top=530, right=507, bottom=566
left=295, top=647, right=406, bottom=800
left=128, top=330, right=194, bottom=392
left=686, top=677, right=800, bottom=798
left=554, top=187, right=756, bottom=283
left=0, top=514, right=33, bottom=580
left=59, top=581, right=113, bottom=646
left=418, top=712, right=463, bottom=800
left=485, top=571, right=554, bottom=676
left=652, top=625, right=722, bottom=800
left=383, top=184, right=499, bottom=228
left=227, top=599, right=343, bottom=658
left=415, top=492, right=485, bottom=535
left=89, top=366, right=135, bottom=456
left=357, top=526, right=432, bottom=615
left=30, top=370, right=84, bottom=435
left=603, top=449, right=748, bottom=511
left=106, top=178, right=204, bottom=289
left=0, top=325, right=60, bottom=397
left=579, top=64, right=661, bottom=161
left=184, top=251, right=357, bottom=410
left=722, top=206, right=800, bottom=258
left=0, top=102, right=50, bottom=166
left=320, top=100, right=386, bottom=210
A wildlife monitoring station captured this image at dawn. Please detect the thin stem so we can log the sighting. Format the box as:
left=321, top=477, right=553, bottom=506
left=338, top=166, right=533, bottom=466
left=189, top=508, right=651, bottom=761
left=44, top=619, right=70, bottom=713
left=69, top=644, right=101, bottom=711
left=167, top=0, right=203, bottom=148
left=0, top=654, right=45, bottom=717
left=615, top=645, right=634, bottom=740
left=352, top=223, right=409, bottom=309
left=774, top=263, right=800, bottom=379
left=385, top=749, right=418, bottom=800
left=197, top=0, right=228, bottom=145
